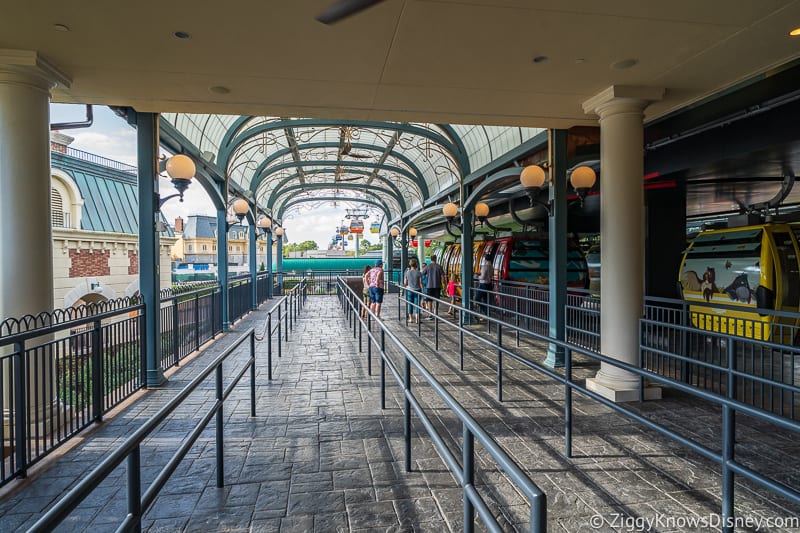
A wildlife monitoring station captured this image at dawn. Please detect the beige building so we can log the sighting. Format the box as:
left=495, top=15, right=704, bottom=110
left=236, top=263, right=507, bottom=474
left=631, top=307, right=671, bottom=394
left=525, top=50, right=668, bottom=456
left=50, top=133, right=175, bottom=310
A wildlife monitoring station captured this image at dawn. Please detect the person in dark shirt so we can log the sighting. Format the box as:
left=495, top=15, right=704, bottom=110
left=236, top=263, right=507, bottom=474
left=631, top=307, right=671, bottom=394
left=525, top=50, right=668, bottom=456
left=420, top=254, right=444, bottom=318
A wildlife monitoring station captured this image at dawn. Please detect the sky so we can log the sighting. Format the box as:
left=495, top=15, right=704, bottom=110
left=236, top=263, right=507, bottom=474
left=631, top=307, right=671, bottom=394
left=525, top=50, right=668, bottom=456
left=49, top=104, right=382, bottom=249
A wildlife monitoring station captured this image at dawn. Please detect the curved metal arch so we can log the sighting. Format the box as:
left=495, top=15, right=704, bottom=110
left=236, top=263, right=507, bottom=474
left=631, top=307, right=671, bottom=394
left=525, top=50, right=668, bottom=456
left=269, top=183, right=402, bottom=218
left=398, top=204, right=446, bottom=233
left=240, top=141, right=430, bottom=196
left=463, top=167, right=524, bottom=211
left=278, top=196, right=390, bottom=222
left=252, top=160, right=428, bottom=201
left=218, top=118, right=469, bottom=175
left=264, top=168, right=410, bottom=212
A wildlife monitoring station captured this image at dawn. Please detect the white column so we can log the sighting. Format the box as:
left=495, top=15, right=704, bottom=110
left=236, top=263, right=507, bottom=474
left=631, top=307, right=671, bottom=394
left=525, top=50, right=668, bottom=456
left=0, top=51, right=69, bottom=319
left=1, top=51, right=71, bottom=432
left=583, top=86, right=664, bottom=403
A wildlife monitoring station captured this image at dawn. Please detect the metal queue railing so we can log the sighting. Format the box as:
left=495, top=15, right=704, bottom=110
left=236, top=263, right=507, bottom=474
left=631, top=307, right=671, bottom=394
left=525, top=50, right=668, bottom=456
left=28, top=328, right=258, bottom=533
left=641, top=295, right=800, bottom=421
left=393, top=284, right=800, bottom=533
left=337, top=277, right=546, bottom=533
left=16, top=279, right=307, bottom=529
left=257, top=279, right=308, bottom=380
left=0, top=276, right=295, bottom=488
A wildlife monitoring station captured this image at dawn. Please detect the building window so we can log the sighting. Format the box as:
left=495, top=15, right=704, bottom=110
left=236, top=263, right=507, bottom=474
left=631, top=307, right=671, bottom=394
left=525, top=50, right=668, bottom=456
left=187, top=244, right=194, bottom=252
left=202, top=244, right=207, bottom=251
left=229, top=246, right=232, bottom=252
left=213, top=245, right=216, bottom=251
left=51, top=188, right=65, bottom=227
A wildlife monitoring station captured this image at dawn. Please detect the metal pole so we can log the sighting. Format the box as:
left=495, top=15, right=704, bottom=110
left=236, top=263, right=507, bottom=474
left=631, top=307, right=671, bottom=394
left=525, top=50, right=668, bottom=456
left=250, top=332, right=256, bottom=417
left=404, top=356, right=412, bottom=472
left=463, top=423, right=475, bottom=533
left=215, top=365, right=224, bottom=488
left=459, top=313, right=465, bottom=371
left=497, top=324, right=503, bottom=402
left=721, top=339, right=736, bottom=533
left=565, top=347, right=573, bottom=458
left=13, top=341, right=27, bottom=477
left=267, top=314, right=273, bottom=380
left=127, top=445, right=142, bottom=533
left=92, top=319, right=104, bottom=421
left=277, top=307, right=282, bottom=359
left=367, top=316, right=372, bottom=376
left=173, top=300, right=180, bottom=366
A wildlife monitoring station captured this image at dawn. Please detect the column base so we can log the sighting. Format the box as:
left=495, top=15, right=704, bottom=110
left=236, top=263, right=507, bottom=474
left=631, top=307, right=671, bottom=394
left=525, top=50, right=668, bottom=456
left=544, top=346, right=565, bottom=368
left=146, top=368, right=167, bottom=388
left=586, top=377, right=661, bottom=403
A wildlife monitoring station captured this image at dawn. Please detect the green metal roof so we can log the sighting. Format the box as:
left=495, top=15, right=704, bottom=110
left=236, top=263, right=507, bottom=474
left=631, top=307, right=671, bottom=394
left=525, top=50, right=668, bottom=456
left=52, top=149, right=174, bottom=237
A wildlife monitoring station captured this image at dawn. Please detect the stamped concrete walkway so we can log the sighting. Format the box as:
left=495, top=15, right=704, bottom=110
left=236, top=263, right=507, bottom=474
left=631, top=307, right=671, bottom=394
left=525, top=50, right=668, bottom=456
left=1, top=293, right=799, bottom=532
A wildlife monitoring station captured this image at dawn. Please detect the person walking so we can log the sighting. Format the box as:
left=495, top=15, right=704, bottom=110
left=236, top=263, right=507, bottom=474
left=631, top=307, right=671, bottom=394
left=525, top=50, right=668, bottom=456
left=476, top=258, right=493, bottom=320
left=420, top=254, right=444, bottom=318
left=403, top=258, right=423, bottom=324
left=446, top=273, right=460, bottom=317
left=360, top=265, right=371, bottom=319
left=367, top=259, right=385, bottom=319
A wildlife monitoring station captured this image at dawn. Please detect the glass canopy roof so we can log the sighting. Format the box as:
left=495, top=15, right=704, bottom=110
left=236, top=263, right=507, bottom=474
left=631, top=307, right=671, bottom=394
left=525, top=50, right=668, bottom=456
left=162, top=113, right=543, bottom=222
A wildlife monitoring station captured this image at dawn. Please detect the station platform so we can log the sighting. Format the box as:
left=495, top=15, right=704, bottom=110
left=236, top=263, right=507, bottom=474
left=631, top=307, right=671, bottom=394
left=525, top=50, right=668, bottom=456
left=1, top=294, right=798, bottom=532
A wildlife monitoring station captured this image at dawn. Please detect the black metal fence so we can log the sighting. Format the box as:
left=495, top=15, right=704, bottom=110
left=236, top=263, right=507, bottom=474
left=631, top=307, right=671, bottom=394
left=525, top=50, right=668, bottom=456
left=0, top=273, right=284, bottom=488
left=276, top=269, right=375, bottom=295
left=159, top=283, right=222, bottom=369
left=0, top=299, right=143, bottom=486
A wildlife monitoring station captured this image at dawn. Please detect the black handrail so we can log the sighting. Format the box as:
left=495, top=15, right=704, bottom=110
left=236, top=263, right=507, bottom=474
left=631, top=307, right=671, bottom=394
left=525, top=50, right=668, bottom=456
left=337, top=278, right=546, bottom=533
left=27, top=328, right=258, bottom=533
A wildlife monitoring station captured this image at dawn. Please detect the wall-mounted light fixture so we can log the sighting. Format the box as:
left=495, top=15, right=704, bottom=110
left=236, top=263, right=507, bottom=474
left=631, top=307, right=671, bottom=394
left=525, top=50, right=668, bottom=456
left=569, top=166, right=597, bottom=207
left=157, top=154, right=195, bottom=209
left=226, top=198, right=250, bottom=230
left=258, top=216, right=272, bottom=238
left=518, top=164, right=598, bottom=217
left=442, top=202, right=461, bottom=237
left=474, top=201, right=507, bottom=233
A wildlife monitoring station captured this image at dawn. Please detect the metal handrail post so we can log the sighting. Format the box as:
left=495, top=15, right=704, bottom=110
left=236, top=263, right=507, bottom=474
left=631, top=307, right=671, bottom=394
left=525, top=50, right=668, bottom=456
left=172, top=301, right=180, bottom=366
left=267, top=314, right=273, bottom=380
left=459, top=311, right=465, bottom=371
left=497, top=323, right=503, bottom=402
left=215, top=364, right=224, bottom=488
left=127, top=445, right=142, bottom=532
left=277, top=307, right=283, bottom=359
left=13, top=341, right=27, bottom=477
left=435, top=314, right=439, bottom=351
left=195, top=291, right=203, bottom=349
left=721, top=338, right=737, bottom=533
left=91, top=320, right=104, bottom=421
left=404, top=355, right=412, bottom=472
left=565, top=347, right=573, bottom=458
left=463, top=423, right=475, bottom=533
left=367, top=316, right=372, bottom=376
left=250, top=332, right=256, bottom=417
left=380, top=344, right=386, bottom=409
left=284, top=299, right=289, bottom=343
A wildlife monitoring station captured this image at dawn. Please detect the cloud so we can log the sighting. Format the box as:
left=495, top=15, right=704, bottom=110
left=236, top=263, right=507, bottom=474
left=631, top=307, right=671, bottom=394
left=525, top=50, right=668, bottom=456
left=64, top=129, right=138, bottom=166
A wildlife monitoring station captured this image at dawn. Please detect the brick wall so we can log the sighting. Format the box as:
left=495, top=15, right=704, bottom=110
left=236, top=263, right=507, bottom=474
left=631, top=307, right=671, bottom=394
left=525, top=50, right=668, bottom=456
left=69, top=249, right=111, bottom=277
left=128, top=250, right=139, bottom=275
